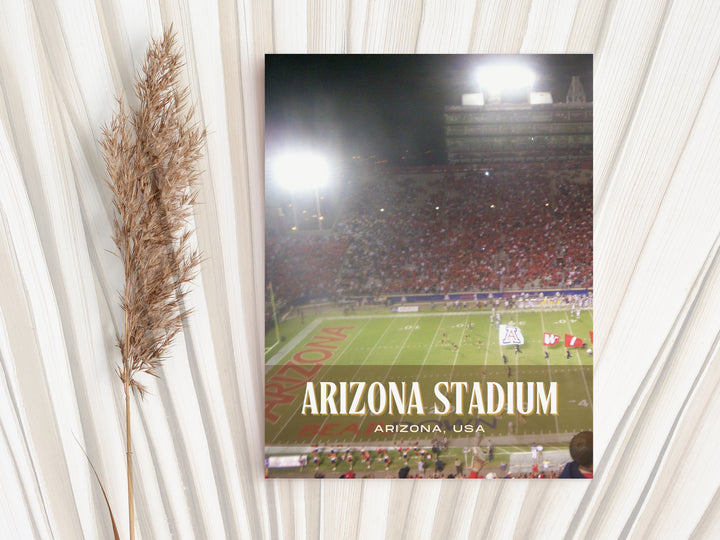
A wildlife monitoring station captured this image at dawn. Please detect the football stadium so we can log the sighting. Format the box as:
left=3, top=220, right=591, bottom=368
left=265, top=55, right=592, bottom=479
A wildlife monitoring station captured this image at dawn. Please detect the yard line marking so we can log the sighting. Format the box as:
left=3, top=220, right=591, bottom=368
left=565, top=312, right=593, bottom=408
left=364, top=316, right=404, bottom=363
left=392, top=317, right=423, bottom=363
left=540, top=310, right=561, bottom=436
left=452, top=314, right=470, bottom=365
left=514, top=313, right=522, bottom=432
left=266, top=317, right=324, bottom=366
left=346, top=317, right=425, bottom=447
left=331, top=318, right=372, bottom=364
left=483, top=317, right=492, bottom=368
left=310, top=315, right=424, bottom=447
left=306, top=317, right=411, bottom=446
left=437, top=314, right=474, bottom=424
left=493, top=316, right=514, bottom=433
left=378, top=313, right=470, bottom=448
left=421, top=315, right=446, bottom=365
left=269, top=318, right=386, bottom=445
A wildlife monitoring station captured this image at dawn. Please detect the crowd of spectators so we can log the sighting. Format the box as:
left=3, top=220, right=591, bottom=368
left=265, top=233, right=349, bottom=301
left=265, top=162, right=592, bottom=304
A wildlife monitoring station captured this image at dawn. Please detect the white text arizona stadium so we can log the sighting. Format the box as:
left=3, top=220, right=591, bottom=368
left=301, top=380, right=558, bottom=416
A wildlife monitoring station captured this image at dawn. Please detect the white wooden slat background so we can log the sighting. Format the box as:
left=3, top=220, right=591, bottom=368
left=0, top=0, right=718, bottom=538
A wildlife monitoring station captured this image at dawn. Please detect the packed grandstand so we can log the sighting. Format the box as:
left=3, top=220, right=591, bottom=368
left=265, top=159, right=591, bottom=312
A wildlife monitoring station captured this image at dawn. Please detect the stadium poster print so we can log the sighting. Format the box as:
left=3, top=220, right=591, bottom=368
left=264, top=55, right=592, bottom=479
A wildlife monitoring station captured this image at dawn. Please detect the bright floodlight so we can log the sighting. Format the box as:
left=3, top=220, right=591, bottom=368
left=275, top=152, right=329, bottom=191
left=477, top=64, right=535, bottom=94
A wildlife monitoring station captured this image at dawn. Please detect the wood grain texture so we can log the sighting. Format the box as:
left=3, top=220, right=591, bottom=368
left=0, top=0, right=718, bottom=538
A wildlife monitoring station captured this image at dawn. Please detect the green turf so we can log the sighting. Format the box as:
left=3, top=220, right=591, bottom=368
left=267, top=308, right=593, bottom=367
left=265, top=307, right=593, bottom=446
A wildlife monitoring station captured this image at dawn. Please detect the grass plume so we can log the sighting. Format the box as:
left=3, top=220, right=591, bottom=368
left=101, top=27, right=204, bottom=539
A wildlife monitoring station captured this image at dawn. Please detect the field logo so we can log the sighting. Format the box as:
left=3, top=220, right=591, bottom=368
left=543, top=332, right=560, bottom=346
left=499, top=324, right=524, bottom=345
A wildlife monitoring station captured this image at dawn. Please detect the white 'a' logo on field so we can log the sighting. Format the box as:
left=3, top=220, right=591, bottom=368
left=502, top=326, right=522, bottom=345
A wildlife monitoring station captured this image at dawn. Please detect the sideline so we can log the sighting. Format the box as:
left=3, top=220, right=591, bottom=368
left=266, top=318, right=323, bottom=366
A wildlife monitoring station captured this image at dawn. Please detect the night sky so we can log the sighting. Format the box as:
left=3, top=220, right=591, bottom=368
left=265, top=54, right=592, bottom=167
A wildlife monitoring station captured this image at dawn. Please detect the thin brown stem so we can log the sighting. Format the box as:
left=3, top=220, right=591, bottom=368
left=125, top=372, right=134, bottom=540
left=124, top=256, right=135, bottom=540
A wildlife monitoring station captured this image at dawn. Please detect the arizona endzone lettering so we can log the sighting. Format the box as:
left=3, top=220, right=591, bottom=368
left=265, top=326, right=353, bottom=422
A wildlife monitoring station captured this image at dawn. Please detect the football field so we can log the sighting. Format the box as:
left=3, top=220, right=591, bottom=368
left=267, top=308, right=593, bottom=366
left=265, top=308, right=593, bottom=446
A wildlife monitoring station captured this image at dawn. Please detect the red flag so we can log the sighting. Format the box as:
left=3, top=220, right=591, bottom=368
left=589, top=331, right=594, bottom=344
left=565, top=334, right=583, bottom=348
left=543, top=333, right=561, bottom=346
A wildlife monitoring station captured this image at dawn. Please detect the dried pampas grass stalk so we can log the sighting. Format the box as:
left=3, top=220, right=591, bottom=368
left=101, top=27, right=204, bottom=540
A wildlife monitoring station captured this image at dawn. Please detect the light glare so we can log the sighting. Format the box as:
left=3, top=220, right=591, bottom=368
left=477, top=65, right=535, bottom=93
left=275, top=152, right=329, bottom=191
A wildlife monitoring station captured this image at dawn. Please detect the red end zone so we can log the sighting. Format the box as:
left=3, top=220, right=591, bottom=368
left=265, top=326, right=354, bottom=423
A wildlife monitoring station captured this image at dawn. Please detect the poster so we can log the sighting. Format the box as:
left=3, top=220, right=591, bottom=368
left=264, top=55, right=593, bottom=479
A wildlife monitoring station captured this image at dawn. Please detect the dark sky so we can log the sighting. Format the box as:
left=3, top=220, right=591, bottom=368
left=265, top=54, right=592, bottom=166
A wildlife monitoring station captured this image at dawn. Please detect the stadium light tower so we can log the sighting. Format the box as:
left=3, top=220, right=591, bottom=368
left=477, top=64, right=535, bottom=102
left=274, top=151, right=330, bottom=231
